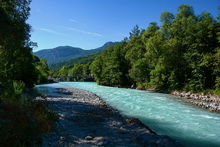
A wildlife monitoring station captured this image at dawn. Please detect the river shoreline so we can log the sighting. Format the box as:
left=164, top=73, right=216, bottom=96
left=40, top=87, right=183, bottom=146
left=47, top=81, right=220, bottom=113
left=170, top=91, right=220, bottom=113
left=120, top=85, right=220, bottom=113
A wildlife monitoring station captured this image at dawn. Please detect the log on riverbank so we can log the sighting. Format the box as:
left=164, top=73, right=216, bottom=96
left=40, top=88, right=183, bottom=146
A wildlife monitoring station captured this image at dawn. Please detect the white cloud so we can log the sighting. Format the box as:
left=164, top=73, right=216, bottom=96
left=34, top=27, right=66, bottom=36
left=65, top=27, right=104, bottom=37
left=69, top=19, right=88, bottom=26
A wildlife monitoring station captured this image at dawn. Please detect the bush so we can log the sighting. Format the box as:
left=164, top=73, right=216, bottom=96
left=0, top=81, right=58, bottom=146
left=1, top=81, right=25, bottom=104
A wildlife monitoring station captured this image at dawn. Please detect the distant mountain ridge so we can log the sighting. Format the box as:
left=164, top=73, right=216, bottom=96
left=34, top=42, right=118, bottom=65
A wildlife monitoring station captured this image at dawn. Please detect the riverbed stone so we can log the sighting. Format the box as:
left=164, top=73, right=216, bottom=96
left=172, top=91, right=220, bottom=113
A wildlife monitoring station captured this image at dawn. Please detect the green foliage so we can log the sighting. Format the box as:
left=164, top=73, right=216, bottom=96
left=90, top=55, right=104, bottom=83
left=58, top=66, right=69, bottom=76
left=176, top=4, right=194, bottom=19
left=68, top=64, right=84, bottom=75
left=36, top=58, right=50, bottom=83
left=214, top=48, right=220, bottom=89
left=90, top=43, right=130, bottom=86
left=129, top=58, right=150, bottom=85
left=0, top=1, right=58, bottom=146
left=125, top=36, right=145, bottom=65
left=0, top=80, right=58, bottom=146
left=90, top=4, right=220, bottom=93
left=129, top=25, right=141, bottom=40
left=0, top=0, right=38, bottom=87
left=2, top=81, right=25, bottom=103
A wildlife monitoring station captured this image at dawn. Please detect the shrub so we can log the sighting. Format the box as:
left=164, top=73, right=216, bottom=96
left=0, top=81, right=58, bottom=146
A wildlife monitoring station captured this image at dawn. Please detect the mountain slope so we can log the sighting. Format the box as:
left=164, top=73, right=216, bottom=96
left=34, top=46, right=83, bottom=65
left=34, top=42, right=118, bottom=65
left=50, top=53, right=97, bottom=70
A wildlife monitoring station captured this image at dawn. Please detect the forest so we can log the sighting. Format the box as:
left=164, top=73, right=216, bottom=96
left=91, top=4, right=220, bottom=93
left=55, top=4, right=220, bottom=94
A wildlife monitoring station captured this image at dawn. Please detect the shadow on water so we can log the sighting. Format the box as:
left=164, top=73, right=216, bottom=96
left=34, top=85, right=73, bottom=97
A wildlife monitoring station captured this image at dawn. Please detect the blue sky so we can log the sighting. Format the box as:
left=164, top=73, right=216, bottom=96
left=28, top=0, right=220, bottom=52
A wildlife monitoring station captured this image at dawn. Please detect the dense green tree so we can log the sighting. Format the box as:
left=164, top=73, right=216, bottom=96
left=90, top=4, right=220, bottom=94
left=129, top=25, right=141, bottom=40
left=145, top=32, right=168, bottom=89
left=68, top=64, right=84, bottom=76
left=0, top=0, right=37, bottom=87
left=176, top=4, right=195, bottom=19
left=82, top=64, right=91, bottom=75
left=91, top=43, right=130, bottom=86
left=129, top=58, right=150, bottom=88
left=125, top=36, right=145, bottom=65
left=142, top=22, right=160, bottom=42
left=214, top=16, right=220, bottom=89
left=36, top=57, right=50, bottom=83
left=162, top=5, right=196, bottom=90
left=90, top=55, right=104, bottom=84
left=160, top=11, right=175, bottom=38
left=185, top=12, right=218, bottom=90
left=58, top=66, right=69, bottom=76
left=124, top=36, right=147, bottom=86
left=215, top=48, right=220, bottom=89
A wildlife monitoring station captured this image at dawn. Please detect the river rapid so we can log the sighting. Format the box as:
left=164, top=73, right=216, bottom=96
left=36, top=82, right=220, bottom=146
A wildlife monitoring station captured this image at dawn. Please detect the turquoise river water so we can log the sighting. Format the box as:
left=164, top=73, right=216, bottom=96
left=36, top=82, right=220, bottom=146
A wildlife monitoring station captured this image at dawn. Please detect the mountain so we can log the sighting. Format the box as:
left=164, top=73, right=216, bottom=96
left=34, top=42, right=118, bottom=65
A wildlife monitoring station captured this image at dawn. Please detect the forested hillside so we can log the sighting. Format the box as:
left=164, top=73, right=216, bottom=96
left=50, top=54, right=97, bottom=70
left=35, top=46, right=84, bottom=65
left=89, top=5, right=220, bottom=93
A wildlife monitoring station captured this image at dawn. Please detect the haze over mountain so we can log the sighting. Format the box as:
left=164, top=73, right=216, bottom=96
left=34, top=42, right=117, bottom=65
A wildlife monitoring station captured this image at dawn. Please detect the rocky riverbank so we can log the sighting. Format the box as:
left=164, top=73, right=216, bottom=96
left=39, top=88, right=183, bottom=146
left=171, top=91, right=220, bottom=113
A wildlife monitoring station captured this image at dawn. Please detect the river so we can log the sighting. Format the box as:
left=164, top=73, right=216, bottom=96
left=35, top=82, right=220, bottom=146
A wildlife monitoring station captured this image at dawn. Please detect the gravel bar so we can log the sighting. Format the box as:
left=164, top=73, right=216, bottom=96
left=41, top=88, right=183, bottom=146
